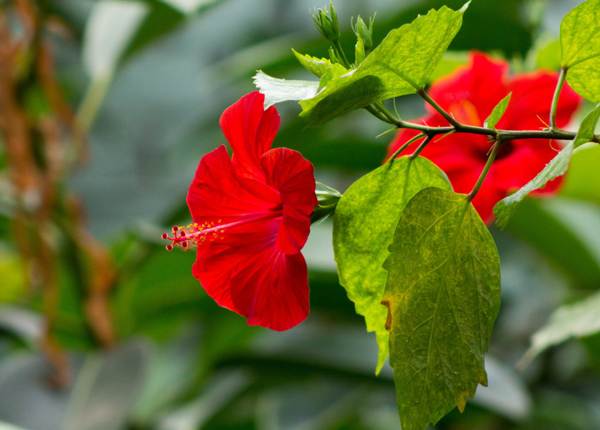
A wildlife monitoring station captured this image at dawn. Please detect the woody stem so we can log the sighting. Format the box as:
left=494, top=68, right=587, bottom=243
left=418, top=89, right=460, bottom=127
left=370, top=99, right=600, bottom=143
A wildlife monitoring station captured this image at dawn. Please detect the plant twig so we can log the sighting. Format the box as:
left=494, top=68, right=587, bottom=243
left=468, top=140, right=501, bottom=201
left=549, top=67, right=567, bottom=130
left=418, top=89, right=460, bottom=127
left=410, top=134, right=435, bottom=160
left=388, top=132, right=425, bottom=161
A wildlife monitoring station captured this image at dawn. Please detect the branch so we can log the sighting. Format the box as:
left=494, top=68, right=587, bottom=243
left=372, top=104, right=599, bottom=143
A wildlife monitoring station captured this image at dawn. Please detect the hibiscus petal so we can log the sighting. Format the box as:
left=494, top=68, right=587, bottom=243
left=186, top=145, right=280, bottom=221
left=261, top=148, right=317, bottom=254
left=219, top=91, right=281, bottom=180
left=230, top=248, right=309, bottom=331
left=428, top=52, right=509, bottom=122
left=502, top=72, right=581, bottom=130
left=193, top=217, right=309, bottom=331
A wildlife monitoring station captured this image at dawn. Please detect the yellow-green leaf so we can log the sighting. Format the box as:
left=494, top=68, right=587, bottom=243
left=333, top=157, right=450, bottom=374
left=299, top=4, right=468, bottom=124
left=560, top=0, right=600, bottom=101
left=484, top=92, right=512, bottom=129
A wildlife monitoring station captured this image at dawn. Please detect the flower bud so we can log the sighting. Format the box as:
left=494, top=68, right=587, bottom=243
left=313, top=2, right=340, bottom=42
left=352, top=14, right=375, bottom=51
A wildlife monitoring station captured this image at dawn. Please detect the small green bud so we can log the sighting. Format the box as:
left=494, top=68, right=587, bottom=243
left=351, top=14, right=375, bottom=51
left=313, top=1, right=340, bottom=42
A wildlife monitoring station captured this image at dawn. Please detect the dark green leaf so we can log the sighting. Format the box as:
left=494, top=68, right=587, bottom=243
left=383, top=188, right=500, bottom=430
left=494, top=104, right=600, bottom=227
left=333, top=157, right=451, bottom=373
left=560, top=0, right=600, bottom=101
left=484, top=92, right=511, bottom=129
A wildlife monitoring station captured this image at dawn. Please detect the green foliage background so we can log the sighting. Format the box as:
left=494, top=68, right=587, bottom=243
left=1, top=1, right=599, bottom=429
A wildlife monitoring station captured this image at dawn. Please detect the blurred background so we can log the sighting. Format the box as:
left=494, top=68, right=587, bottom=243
left=0, top=0, right=599, bottom=429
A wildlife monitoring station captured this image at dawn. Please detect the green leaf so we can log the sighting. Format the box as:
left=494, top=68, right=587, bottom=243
left=533, top=38, right=561, bottom=71
left=383, top=188, right=501, bottom=430
left=292, top=49, right=336, bottom=78
left=253, top=71, right=319, bottom=107
left=299, top=4, right=468, bottom=124
left=333, top=157, right=451, bottom=374
left=494, top=104, right=600, bottom=227
left=524, top=291, right=600, bottom=362
left=560, top=0, right=600, bottom=67
left=566, top=59, right=600, bottom=102
left=484, top=92, right=512, bottom=129
left=358, top=3, right=468, bottom=90
left=561, top=143, right=600, bottom=205
left=560, top=0, right=600, bottom=101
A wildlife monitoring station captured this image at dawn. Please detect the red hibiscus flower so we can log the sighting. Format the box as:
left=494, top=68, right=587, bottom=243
left=387, top=52, right=581, bottom=222
left=163, top=91, right=317, bottom=331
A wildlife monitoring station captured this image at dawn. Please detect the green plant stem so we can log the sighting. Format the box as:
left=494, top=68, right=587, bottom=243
left=468, top=140, right=501, bottom=201
left=549, top=67, right=567, bottom=130
left=332, top=40, right=351, bottom=68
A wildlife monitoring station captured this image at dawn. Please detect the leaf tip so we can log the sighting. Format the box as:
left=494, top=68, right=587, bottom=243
left=459, top=1, right=472, bottom=13
left=479, top=369, right=488, bottom=387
